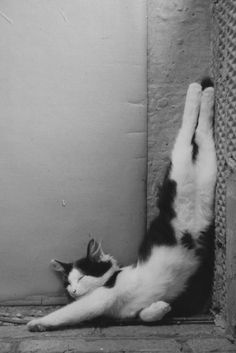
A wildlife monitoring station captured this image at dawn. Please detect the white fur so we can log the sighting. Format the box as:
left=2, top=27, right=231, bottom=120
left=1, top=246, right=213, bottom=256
left=171, top=85, right=216, bottom=240
left=28, top=245, right=199, bottom=330
left=114, top=246, right=198, bottom=318
left=28, top=82, right=216, bottom=331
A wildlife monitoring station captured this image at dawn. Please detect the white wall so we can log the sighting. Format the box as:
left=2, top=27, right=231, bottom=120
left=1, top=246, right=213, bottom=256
left=0, top=0, right=147, bottom=302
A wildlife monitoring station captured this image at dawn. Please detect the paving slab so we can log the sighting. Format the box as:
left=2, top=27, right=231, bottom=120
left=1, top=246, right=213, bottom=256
left=0, top=306, right=235, bottom=353
left=18, top=338, right=181, bottom=353
left=187, top=337, right=236, bottom=353
left=0, top=323, right=220, bottom=340
left=0, top=342, right=12, bottom=353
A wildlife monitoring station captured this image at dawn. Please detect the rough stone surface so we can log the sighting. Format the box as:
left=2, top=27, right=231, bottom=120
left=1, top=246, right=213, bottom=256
left=0, top=342, right=12, bottom=353
left=187, top=338, right=236, bottom=353
left=0, top=312, right=235, bottom=353
left=18, top=338, right=181, bottom=353
left=147, top=0, right=212, bottom=224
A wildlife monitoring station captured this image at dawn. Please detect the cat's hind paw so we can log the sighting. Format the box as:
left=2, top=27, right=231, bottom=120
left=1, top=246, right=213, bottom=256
left=139, top=301, right=171, bottom=322
left=27, top=319, right=48, bottom=332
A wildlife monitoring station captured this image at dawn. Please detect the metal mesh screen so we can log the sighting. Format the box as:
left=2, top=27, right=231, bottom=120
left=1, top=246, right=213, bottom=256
left=212, top=0, right=236, bottom=316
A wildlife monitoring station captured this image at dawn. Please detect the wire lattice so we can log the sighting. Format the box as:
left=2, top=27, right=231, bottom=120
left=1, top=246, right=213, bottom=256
left=212, top=0, right=236, bottom=316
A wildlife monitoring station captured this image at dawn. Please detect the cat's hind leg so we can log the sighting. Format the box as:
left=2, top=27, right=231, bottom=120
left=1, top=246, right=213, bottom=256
left=139, top=301, right=171, bottom=322
left=195, top=85, right=216, bottom=182
left=170, top=83, right=202, bottom=184
left=168, top=83, right=202, bottom=236
left=194, top=85, right=217, bottom=230
left=181, top=82, right=202, bottom=141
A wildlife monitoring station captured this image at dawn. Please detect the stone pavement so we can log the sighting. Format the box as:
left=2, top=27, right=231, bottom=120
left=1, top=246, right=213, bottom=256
left=0, top=307, right=235, bottom=353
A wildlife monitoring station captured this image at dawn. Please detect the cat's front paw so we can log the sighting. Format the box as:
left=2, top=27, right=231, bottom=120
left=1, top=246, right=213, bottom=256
left=27, top=319, right=48, bottom=332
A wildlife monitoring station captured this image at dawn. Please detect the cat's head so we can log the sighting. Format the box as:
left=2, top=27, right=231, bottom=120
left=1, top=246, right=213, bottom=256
left=50, top=239, right=120, bottom=299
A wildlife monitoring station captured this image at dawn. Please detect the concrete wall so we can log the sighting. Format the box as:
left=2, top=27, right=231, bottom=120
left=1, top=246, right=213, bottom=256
left=0, top=0, right=147, bottom=302
left=147, top=0, right=212, bottom=223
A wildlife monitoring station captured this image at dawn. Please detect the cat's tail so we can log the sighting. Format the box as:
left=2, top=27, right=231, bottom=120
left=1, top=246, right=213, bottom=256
left=201, top=77, right=214, bottom=90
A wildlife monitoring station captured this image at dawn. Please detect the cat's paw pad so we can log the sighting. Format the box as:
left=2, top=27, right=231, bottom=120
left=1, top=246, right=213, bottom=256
left=27, top=319, right=47, bottom=332
left=140, top=301, right=171, bottom=322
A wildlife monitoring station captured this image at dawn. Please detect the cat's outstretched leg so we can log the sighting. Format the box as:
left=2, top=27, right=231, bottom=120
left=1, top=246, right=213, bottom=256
left=27, top=287, right=115, bottom=331
left=195, top=86, right=216, bottom=181
left=181, top=83, right=202, bottom=141
left=171, top=83, right=202, bottom=184
left=139, top=301, right=171, bottom=322
left=194, top=86, right=217, bottom=228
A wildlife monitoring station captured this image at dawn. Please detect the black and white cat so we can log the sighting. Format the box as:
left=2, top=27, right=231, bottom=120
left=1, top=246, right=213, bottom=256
left=28, top=79, right=216, bottom=331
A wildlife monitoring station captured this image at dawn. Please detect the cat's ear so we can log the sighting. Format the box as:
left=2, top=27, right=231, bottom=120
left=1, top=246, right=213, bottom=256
left=87, top=239, right=105, bottom=262
left=50, top=259, right=72, bottom=274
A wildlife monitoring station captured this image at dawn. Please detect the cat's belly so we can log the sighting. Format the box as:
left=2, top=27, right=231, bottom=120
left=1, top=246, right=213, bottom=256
left=110, top=246, right=199, bottom=319
left=113, top=291, right=159, bottom=319
left=172, top=184, right=213, bottom=237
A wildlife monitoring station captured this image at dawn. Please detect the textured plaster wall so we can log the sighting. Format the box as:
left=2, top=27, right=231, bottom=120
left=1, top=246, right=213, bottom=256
left=147, top=0, right=212, bottom=223
left=0, top=0, right=146, bottom=301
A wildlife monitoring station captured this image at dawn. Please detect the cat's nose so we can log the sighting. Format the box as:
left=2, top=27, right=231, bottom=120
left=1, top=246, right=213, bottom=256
left=72, top=289, right=76, bottom=294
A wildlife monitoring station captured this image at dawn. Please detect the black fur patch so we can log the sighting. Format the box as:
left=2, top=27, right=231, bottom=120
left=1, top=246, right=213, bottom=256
left=201, top=77, right=214, bottom=90
left=74, top=258, right=112, bottom=277
left=171, top=223, right=214, bottom=316
left=191, top=132, right=199, bottom=162
left=104, top=270, right=121, bottom=288
left=139, top=163, right=177, bottom=261
left=62, top=277, right=70, bottom=289
left=59, top=265, right=73, bottom=290
left=181, top=232, right=195, bottom=249
left=56, top=261, right=73, bottom=275
left=195, top=225, right=214, bottom=258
